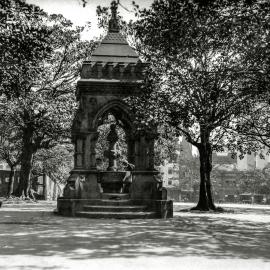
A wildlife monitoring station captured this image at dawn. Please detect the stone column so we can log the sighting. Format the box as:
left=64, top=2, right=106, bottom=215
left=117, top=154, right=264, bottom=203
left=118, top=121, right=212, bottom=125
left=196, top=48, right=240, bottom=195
left=134, top=133, right=141, bottom=170
left=145, top=132, right=157, bottom=170
left=89, top=132, right=99, bottom=170
left=134, top=130, right=148, bottom=170
left=148, top=138, right=155, bottom=170
left=140, top=135, right=148, bottom=169
left=74, top=137, right=85, bottom=169
left=133, top=129, right=157, bottom=170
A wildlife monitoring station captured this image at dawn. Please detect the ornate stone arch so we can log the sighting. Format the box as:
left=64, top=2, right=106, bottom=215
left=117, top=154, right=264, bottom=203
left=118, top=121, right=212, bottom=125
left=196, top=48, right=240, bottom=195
left=92, top=99, right=134, bottom=135
left=92, top=99, right=135, bottom=166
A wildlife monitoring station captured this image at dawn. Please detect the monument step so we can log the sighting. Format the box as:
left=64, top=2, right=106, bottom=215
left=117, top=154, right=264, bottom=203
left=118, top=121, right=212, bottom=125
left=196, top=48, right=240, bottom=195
left=83, top=205, right=147, bottom=212
left=99, top=199, right=134, bottom=206
left=101, top=193, right=130, bottom=200
left=75, top=211, right=157, bottom=219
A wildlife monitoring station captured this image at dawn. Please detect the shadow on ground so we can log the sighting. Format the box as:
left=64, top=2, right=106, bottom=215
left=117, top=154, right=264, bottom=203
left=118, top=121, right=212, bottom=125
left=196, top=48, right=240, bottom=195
left=0, top=204, right=270, bottom=262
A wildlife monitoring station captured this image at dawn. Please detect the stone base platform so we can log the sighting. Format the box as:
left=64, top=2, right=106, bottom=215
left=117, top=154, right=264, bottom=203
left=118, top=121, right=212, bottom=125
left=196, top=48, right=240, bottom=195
left=57, top=194, right=173, bottom=219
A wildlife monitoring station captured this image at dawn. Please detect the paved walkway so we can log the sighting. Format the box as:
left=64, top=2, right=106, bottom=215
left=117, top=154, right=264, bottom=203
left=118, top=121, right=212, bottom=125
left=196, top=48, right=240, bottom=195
left=0, top=202, right=270, bottom=270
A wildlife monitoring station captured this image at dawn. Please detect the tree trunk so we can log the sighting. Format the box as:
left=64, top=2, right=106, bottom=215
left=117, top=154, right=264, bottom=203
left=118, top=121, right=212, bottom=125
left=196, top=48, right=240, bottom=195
left=7, top=166, right=15, bottom=197
left=192, top=129, right=216, bottom=211
left=52, top=180, right=57, bottom=200
left=17, top=128, right=34, bottom=198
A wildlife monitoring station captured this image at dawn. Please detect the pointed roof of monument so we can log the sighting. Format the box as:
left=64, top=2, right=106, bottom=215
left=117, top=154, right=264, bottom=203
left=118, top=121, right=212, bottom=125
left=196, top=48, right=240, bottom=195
left=90, top=1, right=139, bottom=63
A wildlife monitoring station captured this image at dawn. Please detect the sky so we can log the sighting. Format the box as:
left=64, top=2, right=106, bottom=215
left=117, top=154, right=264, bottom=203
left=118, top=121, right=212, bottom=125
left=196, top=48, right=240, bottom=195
left=25, top=0, right=153, bottom=39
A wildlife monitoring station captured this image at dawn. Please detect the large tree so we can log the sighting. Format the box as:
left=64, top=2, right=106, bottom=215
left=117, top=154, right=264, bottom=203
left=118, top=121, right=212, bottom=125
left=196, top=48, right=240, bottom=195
left=131, top=0, right=269, bottom=210
left=0, top=0, right=95, bottom=197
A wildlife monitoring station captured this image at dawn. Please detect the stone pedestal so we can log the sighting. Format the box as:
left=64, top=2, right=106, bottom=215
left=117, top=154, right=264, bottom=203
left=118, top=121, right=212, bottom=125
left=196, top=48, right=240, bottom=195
left=130, top=171, right=160, bottom=200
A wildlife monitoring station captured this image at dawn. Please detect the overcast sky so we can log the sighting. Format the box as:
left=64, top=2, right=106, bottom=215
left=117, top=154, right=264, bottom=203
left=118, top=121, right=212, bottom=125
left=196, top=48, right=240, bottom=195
left=25, top=0, right=152, bottom=39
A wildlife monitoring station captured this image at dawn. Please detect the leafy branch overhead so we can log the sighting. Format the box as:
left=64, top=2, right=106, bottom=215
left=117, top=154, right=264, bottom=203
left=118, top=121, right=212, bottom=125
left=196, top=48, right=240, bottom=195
left=131, top=0, right=269, bottom=152
left=129, top=0, right=269, bottom=210
left=0, top=0, right=96, bottom=197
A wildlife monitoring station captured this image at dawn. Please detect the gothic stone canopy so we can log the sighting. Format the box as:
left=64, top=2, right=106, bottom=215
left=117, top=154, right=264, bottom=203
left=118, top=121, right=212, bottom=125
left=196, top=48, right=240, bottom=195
left=77, top=6, right=146, bottom=98
left=73, top=2, right=151, bottom=170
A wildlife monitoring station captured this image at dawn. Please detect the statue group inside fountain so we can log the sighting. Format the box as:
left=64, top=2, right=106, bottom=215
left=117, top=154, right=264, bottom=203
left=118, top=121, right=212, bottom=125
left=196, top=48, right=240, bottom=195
left=95, top=114, right=134, bottom=195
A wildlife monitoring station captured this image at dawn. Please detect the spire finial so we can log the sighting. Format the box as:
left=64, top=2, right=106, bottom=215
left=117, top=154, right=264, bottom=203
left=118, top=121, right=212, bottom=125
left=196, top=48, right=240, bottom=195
left=109, top=0, right=120, bottom=33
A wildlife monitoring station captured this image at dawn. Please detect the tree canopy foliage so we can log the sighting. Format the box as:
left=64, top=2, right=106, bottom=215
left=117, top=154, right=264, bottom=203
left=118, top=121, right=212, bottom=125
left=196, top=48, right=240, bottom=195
left=236, top=102, right=270, bottom=150
left=32, top=144, right=74, bottom=185
left=130, top=0, right=270, bottom=210
left=0, top=0, right=95, bottom=197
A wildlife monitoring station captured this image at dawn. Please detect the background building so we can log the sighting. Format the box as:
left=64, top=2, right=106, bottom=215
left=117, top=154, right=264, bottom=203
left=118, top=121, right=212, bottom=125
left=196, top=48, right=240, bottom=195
left=159, top=138, right=270, bottom=203
left=0, top=161, right=62, bottom=200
